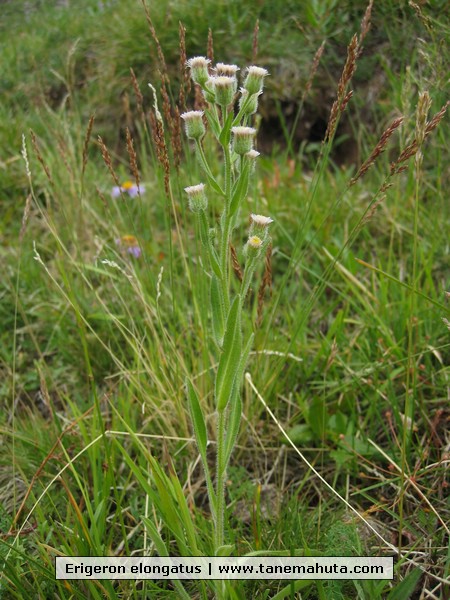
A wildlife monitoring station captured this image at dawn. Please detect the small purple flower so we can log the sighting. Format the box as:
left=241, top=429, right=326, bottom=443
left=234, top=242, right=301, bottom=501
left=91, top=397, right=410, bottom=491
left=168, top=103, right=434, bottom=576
left=111, top=180, right=145, bottom=198
left=115, top=235, right=141, bottom=258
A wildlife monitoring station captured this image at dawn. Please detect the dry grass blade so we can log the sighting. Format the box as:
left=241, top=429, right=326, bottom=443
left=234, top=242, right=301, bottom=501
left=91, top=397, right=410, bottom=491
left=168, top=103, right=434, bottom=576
left=130, top=68, right=144, bottom=120
left=350, top=116, right=404, bottom=185
left=19, top=194, right=32, bottom=243
left=82, top=114, right=95, bottom=176
left=390, top=100, right=449, bottom=174
left=252, top=19, right=259, bottom=63
left=245, top=372, right=399, bottom=553
left=125, top=127, right=141, bottom=192
left=141, top=0, right=167, bottom=75
left=230, top=243, right=243, bottom=282
left=256, top=243, right=273, bottom=327
left=304, top=41, right=325, bottom=96
left=358, top=0, right=374, bottom=53
left=149, top=110, right=171, bottom=196
left=30, top=129, right=53, bottom=184
left=325, top=34, right=358, bottom=142
left=207, top=27, right=214, bottom=66
left=98, top=135, right=121, bottom=188
left=178, top=22, right=188, bottom=111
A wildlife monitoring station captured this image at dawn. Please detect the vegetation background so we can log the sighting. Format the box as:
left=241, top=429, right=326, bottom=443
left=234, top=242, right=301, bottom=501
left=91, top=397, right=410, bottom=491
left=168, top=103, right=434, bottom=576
left=0, top=0, right=448, bottom=598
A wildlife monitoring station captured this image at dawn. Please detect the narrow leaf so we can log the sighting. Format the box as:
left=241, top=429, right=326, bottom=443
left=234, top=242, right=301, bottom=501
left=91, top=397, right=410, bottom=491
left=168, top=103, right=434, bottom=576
left=224, top=333, right=254, bottom=465
left=387, top=567, right=422, bottom=600
left=219, top=110, right=234, bottom=147
left=230, top=159, right=250, bottom=216
left=210, top=275, right=226, bottom=347
left=205, top=108, right=221, bottom=139
left=186, top=379, right=208, bottom=461
left=215, top=296, right=242, bottom=411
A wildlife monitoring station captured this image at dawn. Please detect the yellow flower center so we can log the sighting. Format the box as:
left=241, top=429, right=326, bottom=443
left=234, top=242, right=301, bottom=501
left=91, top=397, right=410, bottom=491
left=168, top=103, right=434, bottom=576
left=122, top=181, right=134, bottom=190
left=121, top=235, right=138, bottom=246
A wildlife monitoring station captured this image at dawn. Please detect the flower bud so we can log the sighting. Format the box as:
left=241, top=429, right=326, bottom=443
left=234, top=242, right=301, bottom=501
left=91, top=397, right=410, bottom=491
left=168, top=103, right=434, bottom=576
left=181, top=110, right=205, bottom=140
left=186, top=56, right=211, bottom=87
left=239, top=88, right=261, bottom=115
left=245, top=235, right=263, bottom=259
left=212, top=76, right=235, bottom=107
left=215, top=63, right=239, bottom=92
left=231, top=126, right=256, bottom=155
left=250, top=214, right=274, bottom=238
left=185, top=183, right=208, bottom=213
left=243, top=65, right=269, bottom=95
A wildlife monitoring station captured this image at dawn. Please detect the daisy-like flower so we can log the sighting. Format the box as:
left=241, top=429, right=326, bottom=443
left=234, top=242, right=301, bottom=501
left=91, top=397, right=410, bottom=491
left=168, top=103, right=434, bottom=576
left=181, top=110, right=205, bottom=140
left=115, top=235, right=141, bottom=258
left=250, top=213, right=274, bottom=238
left=215, top=63, right=239, bottom=77
left=231, top=126, right=257, bottom=155
left=251, top=214, right=274, bottom=227
left=112, top=180, right=144, bottom=198
left=248, top=235, right=263, bottom=248
left=245, top=234, right=264, bottom=259
left=211, top=76, right=235, bottom=107
left=186, top=56, right=211, bottom=87
left=215, top=63, right=239, bottom=92
left=243, top=65, right=269, bottom=95
left=184, top=183, right=208, bottom=213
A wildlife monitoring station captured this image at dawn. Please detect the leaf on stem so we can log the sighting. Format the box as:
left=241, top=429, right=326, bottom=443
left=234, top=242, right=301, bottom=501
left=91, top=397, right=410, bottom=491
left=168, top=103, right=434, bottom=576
left=223, top=332, right=254, bottom=466
left=215, top=295, right=242, bottom=411
left=210, top=275, right=226, bottom=347
left=186, top=379, right=208, bottom=463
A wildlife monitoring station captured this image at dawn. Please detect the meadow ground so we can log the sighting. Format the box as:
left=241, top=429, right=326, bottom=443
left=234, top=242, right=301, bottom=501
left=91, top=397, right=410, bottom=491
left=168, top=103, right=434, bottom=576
left=0, top=0, right=449, bottom=598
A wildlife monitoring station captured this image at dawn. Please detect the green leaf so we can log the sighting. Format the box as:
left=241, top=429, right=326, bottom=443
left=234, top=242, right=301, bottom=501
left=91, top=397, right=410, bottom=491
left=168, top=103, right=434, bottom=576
left=307, top=396, right=328, bottom=439
left=186, top=379, right=208, bottom=462
left=209, top=246, right=222, bottom=279
left=210, top=275, right=226, bottom=346
left=215, top=295, right=242, bottom=411
left=205, top=107, right=221, bottom=139
left=223, top=333, right=254, bottom=465
left=387, top=567, right=422, bottom=600
left=219, top=110, right=234, bottom=147
left=229, top=159, right=250, bottom=216
left=284, top=423, right=314, bottom=445
left=141, top=518, right=192, bottom=600
left=216, top=544, right=235, bottom=557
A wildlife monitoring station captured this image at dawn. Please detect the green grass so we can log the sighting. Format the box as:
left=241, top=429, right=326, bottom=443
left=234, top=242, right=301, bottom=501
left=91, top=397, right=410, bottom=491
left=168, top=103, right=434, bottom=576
left=1, top=0, right=449, bottom=598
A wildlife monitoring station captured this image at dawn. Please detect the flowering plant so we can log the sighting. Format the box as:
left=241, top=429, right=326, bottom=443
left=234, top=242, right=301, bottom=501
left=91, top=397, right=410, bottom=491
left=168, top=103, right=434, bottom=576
left=182, top=59, right=272, bottom=553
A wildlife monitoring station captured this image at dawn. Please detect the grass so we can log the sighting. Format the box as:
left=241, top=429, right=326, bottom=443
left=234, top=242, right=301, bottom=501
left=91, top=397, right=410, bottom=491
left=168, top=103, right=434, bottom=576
left=1, top=0, right=449, bottom=598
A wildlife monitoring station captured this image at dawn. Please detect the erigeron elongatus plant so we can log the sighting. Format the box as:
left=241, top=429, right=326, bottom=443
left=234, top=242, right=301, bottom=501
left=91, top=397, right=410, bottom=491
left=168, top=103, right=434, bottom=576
left=182, top=58, right=271, bottom=553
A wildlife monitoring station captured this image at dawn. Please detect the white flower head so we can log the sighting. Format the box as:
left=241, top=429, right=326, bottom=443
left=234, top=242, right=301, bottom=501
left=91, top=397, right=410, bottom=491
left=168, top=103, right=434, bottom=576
left=181, top=110, right=204, bottom=120
left=180, top=110, right=205, bottom=140
left=184, top=183, right=207, bottom=213
left=251, top=214, right=274, bottom=227
left=244, top=65, right=269, bottom=95
left=246, top=150, right=260, bottom=160
left=186, top=56, right=211, bottom=86
left=211, top=76, right=235, bottom=106
left=231, top=126, right=257, bottom=155
left=215, top=63, right=240, bottom=77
